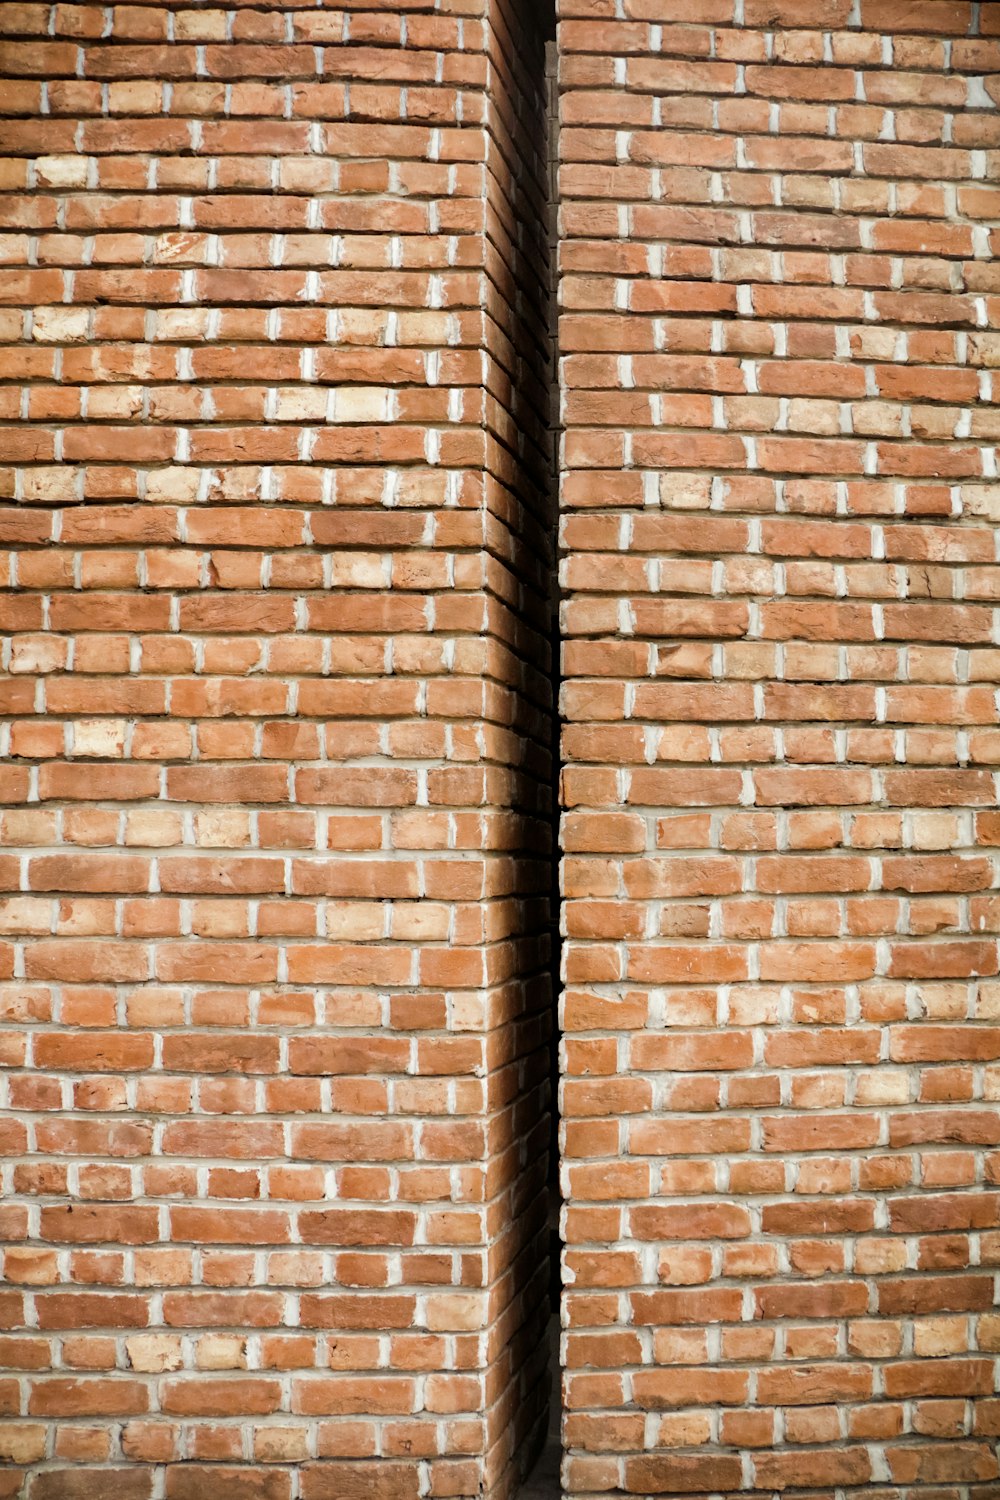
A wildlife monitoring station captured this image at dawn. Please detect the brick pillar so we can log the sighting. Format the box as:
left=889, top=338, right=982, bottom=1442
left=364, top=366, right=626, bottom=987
left=557, top=1, right=1000, bottom=1495
left=0, top=2, right=553, bottom=1496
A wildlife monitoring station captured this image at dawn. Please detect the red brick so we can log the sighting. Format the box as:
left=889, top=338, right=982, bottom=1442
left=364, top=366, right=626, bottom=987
left=3, top=0, right=998, bottom=1495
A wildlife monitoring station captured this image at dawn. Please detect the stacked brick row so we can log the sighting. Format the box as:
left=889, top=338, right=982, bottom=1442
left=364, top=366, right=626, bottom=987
left=0, top=2, right=552, bottom=1497
left=557, top=1, right=1000, bottom=1496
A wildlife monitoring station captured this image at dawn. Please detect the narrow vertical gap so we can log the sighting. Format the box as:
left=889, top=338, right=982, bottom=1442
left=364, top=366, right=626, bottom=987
left=481, top=0, right=562, bottom=1491
left=519, top=14, right=563, bottom=1499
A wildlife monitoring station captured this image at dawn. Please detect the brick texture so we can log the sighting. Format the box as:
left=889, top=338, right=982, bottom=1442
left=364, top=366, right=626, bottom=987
left=5, top=0, right=1000, bottom=1497
left=0, top=2, right=553, bottom=1497
left=557, top=2, right=1000, bottom=1497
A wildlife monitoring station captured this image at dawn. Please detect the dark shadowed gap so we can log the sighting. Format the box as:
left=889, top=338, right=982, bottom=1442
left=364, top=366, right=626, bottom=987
left=481, top=0, right=562, bottom=1490
left=518, top=9, right=563, bottom=1498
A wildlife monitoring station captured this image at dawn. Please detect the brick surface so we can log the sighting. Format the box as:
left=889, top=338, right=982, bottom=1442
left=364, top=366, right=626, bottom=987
left=0, top=2, right=554, bottom=1496
left=556, top=1, right=1000, bottom=1496
left=5, top=0, right=1000, bottom=1495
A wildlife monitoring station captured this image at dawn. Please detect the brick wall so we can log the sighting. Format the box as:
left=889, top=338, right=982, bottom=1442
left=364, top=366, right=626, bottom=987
left=4, top=0, right=1000, bottom=1498
left=0, top=2, right=553, bottom=1496
left=558, top=2, right=1000, bottom=1497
